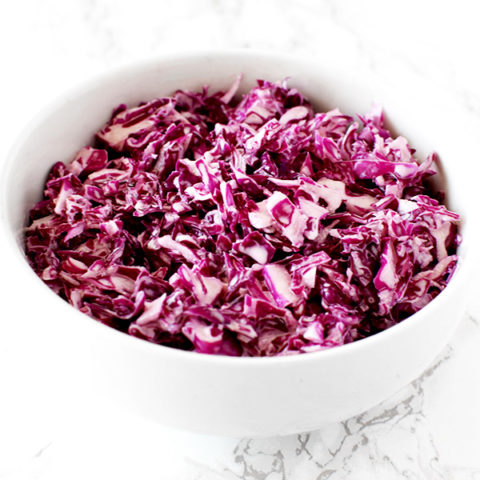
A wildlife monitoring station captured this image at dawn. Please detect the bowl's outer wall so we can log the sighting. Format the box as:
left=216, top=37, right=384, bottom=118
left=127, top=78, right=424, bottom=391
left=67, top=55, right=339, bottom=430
left=3, top=52, right=476, bottom=436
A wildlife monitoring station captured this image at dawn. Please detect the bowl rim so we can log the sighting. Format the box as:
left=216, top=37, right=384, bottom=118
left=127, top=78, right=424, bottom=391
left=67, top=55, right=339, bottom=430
left=1, top=49, right=474, bottom=366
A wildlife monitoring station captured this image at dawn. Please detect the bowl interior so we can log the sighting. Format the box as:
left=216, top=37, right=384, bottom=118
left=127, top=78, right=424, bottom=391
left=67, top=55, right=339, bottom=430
left=3, top=50, right=477, bottom=326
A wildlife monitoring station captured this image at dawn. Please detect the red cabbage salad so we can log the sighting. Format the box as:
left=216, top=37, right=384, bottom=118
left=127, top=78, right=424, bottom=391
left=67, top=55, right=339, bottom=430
left=24, top=78, right=460, bottom=356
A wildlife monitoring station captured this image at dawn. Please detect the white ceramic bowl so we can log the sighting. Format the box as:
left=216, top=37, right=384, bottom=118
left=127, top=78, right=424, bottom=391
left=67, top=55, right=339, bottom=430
left=1, top=51, right=477, bottom=437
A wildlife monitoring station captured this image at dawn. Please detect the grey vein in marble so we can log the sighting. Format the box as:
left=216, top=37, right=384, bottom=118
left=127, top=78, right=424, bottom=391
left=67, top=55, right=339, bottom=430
left=221, top=348, right=453, bottom=480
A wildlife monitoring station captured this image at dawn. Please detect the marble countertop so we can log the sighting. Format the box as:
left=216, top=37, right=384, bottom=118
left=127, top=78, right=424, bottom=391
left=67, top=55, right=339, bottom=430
left=1, top=0, right=480, bottom=478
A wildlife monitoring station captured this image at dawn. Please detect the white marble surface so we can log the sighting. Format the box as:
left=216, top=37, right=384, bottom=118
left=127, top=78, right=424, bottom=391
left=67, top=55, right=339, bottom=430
left=1, top=0, right=480, bottom=478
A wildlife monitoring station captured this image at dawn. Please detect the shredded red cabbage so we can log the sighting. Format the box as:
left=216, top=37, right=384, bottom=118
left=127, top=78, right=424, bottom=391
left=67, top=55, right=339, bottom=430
left=24, top=79, right=460, bottom=356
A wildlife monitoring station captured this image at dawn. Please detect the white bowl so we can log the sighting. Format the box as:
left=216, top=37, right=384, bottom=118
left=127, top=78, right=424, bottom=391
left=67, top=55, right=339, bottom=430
left=1, top=51, right=477, bottom=437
